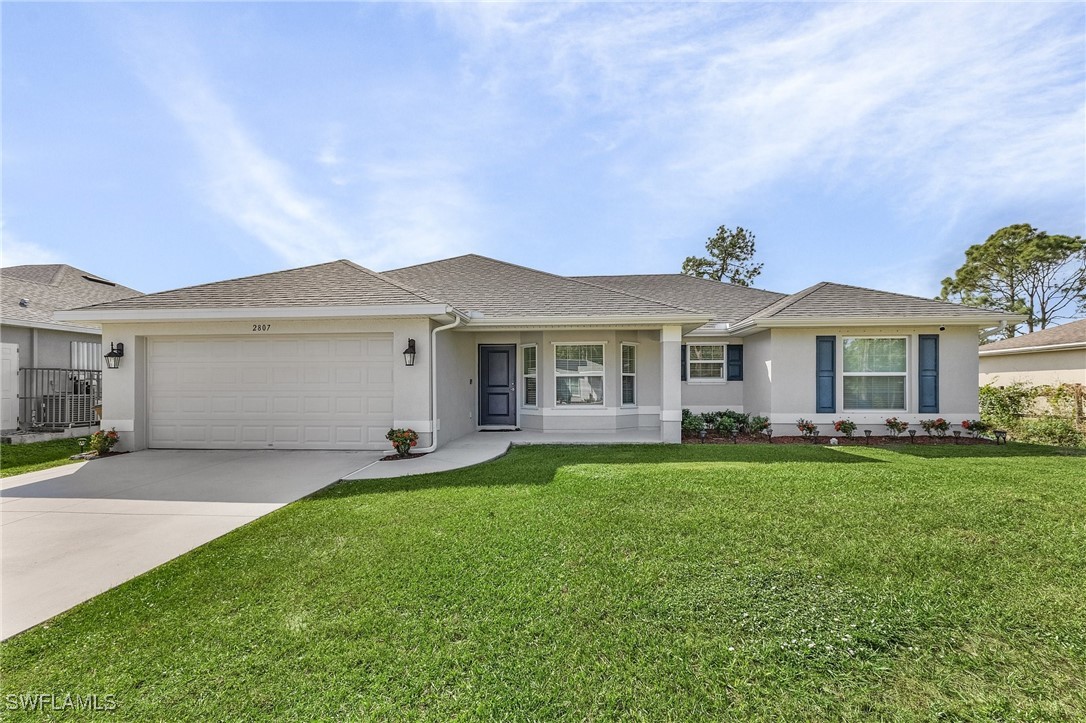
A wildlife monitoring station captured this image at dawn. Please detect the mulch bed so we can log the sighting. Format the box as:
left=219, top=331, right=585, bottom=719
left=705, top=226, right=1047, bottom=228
left=379, top=452, right=431, bottom=461
left=684, top=433, right=995, bottom=446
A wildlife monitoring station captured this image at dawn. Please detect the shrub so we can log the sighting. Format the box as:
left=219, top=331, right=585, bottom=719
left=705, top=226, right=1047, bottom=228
left=832, top=419, right=857, bottom=438
left=795, top=419, right=818, bottom=437
left=1011, top=416, right=1085, bottom=448
left=88, top=428, right=120, bottom=454
left=715, top=416, right=738, bottom=435
left=385, top=428, right=419, bottom=457
left=722, top=410, right=751, bottom=432
left=681, top=415, right=705, bottom=437
left=748, top=416, right=771, bottom=434
left=961, top=419, right=989, bottom=438
left=979, top=383, right=1035, bottom=428
left=920, top=418, right=949, bottom=437
left=884, top=418, right=909, bottom=437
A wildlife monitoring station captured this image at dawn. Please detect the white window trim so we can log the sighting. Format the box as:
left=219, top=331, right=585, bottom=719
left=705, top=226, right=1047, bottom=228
left=553, top=341, right=606, bottom=408
left=620, top=342, right=637, bottom=408
left=521, top=343, right=538, bottom=409
left=841, top=335, right=909, bottom=412
left=686, top=343, right=727, bottom=384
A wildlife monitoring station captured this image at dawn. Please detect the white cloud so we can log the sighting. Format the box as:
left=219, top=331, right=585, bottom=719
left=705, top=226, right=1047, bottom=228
left=112, top=13, right=483, bottom=271
left=0, top=223, right=63, bottom=267
left=437, top=3, right=1084, bottom=217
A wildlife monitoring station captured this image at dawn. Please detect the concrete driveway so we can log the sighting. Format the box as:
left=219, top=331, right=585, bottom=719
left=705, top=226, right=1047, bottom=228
left=0, top=449, right=380, bottom=640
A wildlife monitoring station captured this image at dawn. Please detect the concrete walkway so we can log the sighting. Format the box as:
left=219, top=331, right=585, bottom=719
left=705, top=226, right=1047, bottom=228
left=343, top=428, right=664, bottom=480
left=0, top=449, right=380, bottom=639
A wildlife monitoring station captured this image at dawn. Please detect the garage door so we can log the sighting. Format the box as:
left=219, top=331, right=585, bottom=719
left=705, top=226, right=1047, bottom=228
left=147, top=334, right=394, bottom=450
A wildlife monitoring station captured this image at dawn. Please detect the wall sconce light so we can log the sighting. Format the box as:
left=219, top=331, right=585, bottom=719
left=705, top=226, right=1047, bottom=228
left=402, top=338, right=416, bottom=367
left=104, top=342, right=125, bottom=369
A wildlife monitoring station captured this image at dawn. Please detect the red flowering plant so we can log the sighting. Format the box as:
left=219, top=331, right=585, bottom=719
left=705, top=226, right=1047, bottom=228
left=961, top=419, right=989, bottom=438
left=884, top=417, right=909, bottom=437
left=795, top=418, right=818, bottom=438
left=832, top=419, right=857, bottom=438
left=88, top=427, right=120, bottom=455
left=385, top=428, right=419, bottom=457
left=920, top=418, right=950, bottom=437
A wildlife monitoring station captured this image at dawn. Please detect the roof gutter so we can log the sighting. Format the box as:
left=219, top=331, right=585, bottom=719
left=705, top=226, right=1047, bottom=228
left=726, top=314, right=1021, bottom=335
left=979, top=341, right=1086, bottom=356
left=55, top=304, right=457, bottom=323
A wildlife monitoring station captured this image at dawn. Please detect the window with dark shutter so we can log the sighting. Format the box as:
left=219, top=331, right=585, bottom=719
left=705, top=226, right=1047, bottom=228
left=726, top=345, right=743, bottom=381
left=918, top=334, right=939, bottom=413
left=816, top=336, right=836, bottom=413
left=680, top=344, right=687, bottom=381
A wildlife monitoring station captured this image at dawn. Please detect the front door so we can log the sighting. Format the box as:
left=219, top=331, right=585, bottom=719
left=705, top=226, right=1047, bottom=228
left=479, top=344, right=517, bottom=426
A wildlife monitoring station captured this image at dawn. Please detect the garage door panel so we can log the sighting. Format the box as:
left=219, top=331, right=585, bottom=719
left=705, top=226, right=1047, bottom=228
left=148, top=334, right=394, bottom=450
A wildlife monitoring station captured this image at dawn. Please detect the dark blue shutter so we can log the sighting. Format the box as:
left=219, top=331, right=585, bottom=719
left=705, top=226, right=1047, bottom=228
left=815, top=336, right=835, bottom=413
left=726, top=345, right=743, bottom=381
left=918, top=334, right=939, bottom=413
left=680, top=344, right=687, bottom=381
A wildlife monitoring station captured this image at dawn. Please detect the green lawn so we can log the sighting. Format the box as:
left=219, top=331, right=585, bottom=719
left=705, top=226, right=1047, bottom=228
left=2, top=443, right=1084, bottom=720
left=0, top=438, right=84, bottom=478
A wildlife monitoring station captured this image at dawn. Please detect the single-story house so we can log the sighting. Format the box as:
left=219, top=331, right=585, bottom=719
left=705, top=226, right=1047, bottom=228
left=1, top=264, right=141, bottom=432
left=979, top=319, right=1086, bottom=387
left=56, top=254, right=1014, bottom=450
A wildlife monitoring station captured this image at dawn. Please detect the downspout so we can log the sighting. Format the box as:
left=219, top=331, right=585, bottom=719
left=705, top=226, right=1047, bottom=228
left=411, top=313, right=463, bottom=453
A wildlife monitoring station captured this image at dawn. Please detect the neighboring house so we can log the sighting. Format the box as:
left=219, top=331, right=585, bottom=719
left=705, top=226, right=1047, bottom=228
left=57, top=255, right=1014, bottom=451
left=978, top=319, right=1086, bottom=387
left=1, top=265, right=142, bottom=432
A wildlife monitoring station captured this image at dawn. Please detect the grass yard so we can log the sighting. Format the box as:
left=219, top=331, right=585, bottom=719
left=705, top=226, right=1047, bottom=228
left=0, top=438, right=84, bottom=478
left=2, top=443, right=1084, bottom=720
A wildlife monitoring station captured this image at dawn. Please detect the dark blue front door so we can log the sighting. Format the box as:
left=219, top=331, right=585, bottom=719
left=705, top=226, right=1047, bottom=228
left=479, top=345, right=517, bottom=426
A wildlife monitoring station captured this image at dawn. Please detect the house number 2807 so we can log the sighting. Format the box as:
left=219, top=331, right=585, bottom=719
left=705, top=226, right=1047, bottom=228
left=252, top=324, right=271, bottom=332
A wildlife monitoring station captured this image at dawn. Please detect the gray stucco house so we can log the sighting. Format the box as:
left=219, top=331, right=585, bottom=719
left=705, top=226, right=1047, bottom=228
left=57, top=255, right=1012, bottom=451
left=1, top=264, right=141, bottom=432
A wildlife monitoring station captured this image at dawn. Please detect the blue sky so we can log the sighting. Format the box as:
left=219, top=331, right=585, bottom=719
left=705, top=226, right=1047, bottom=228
left=3, top=2, right=1084, bottom=298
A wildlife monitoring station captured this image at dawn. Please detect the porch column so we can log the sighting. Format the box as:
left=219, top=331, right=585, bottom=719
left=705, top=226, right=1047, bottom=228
left=660, top=325, right=682, bottom=443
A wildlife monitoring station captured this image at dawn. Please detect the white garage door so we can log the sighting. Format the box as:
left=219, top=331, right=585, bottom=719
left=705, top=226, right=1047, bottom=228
left=147, top=334, right=394, bottom=450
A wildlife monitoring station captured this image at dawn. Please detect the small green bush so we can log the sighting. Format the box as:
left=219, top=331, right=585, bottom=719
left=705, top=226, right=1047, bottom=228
left=1011, top=416, right=1085, bottom=448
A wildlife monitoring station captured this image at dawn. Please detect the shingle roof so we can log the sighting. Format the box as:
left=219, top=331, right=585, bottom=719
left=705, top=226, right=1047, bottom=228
left=980, top=318, right=1086, bottom=352
left=576, top=274, right=786, bottom=327
left=384, top=255, right=699, bottom=318
left=1, top=264, right=142, bottom=329
left=739, top=282, right=1006, bottom=322
left=72, top=260, right=440, bottom=311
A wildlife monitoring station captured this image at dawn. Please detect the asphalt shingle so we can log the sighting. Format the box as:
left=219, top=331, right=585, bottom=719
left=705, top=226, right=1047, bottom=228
left=741, top=282, right=1006, bottom=322
left=577, top=274, right=786, bottom=326
left=980, top=318, right=1086, bottom=352
left=1, top=265, right=142, bottom=329
left=384, top=255, right=697, bottom=318
left=70, top=260, right=440, bottom=311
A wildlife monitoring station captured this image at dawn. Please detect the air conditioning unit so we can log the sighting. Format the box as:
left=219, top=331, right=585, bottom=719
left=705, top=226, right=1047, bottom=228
left=41, top=394, right=97, bottom=426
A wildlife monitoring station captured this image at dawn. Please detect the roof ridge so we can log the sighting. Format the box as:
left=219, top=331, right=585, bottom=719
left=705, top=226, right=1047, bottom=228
left=578, top=272, right=788, bottom=297
left=388, top=254, right=699, bottom=315
left=566, top=276, right=703, bottom=315
left=752, top=282, right=829, bottom=319
left=338, top=259, right=445, bottom=305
